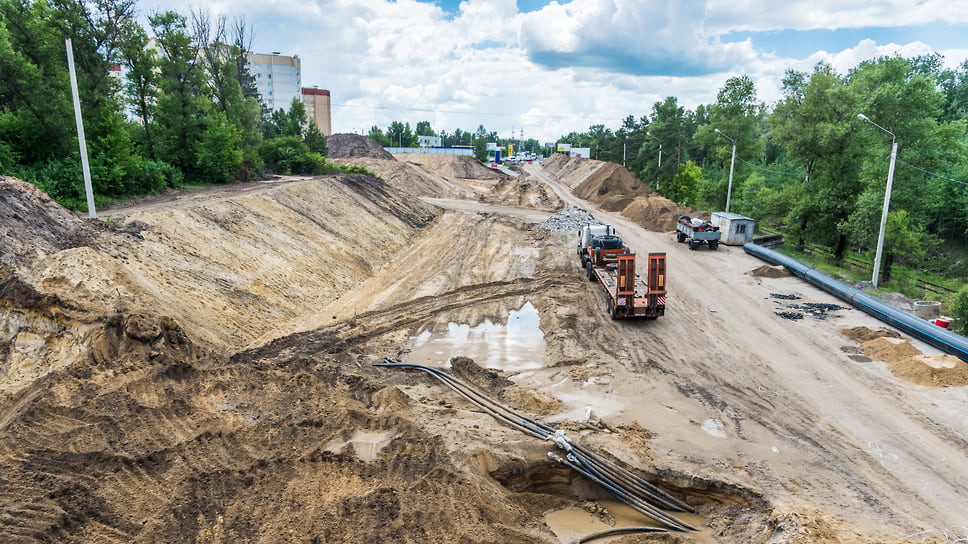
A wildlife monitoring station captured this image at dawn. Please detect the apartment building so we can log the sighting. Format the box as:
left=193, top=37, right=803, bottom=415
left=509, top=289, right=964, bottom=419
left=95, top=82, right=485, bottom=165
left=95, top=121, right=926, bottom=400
left=247, top=51, right=301, bottom=112
left=301, top=87, right=332, bottom=136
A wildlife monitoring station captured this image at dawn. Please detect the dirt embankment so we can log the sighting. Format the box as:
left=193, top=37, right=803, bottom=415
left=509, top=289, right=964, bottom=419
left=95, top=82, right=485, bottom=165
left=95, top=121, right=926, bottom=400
left=336, top=152, right=562, bottom=211
left=541, top=153, right=696, bottom=231
left=0, top=174, right=438, bottom=396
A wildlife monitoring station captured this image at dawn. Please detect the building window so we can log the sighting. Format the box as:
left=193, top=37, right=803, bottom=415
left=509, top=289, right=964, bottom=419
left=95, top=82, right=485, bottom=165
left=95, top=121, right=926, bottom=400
left=737, top=224, right=747, bottom=234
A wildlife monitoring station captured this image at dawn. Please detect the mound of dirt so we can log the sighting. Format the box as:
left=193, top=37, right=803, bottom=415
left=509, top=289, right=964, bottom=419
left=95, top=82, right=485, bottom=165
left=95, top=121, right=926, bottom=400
left=841, top=326, right=901, bottom=343
left=402, top=154, right=506, bottom=181
left=861, top=336, right=968, bottom=387
left=749, top=265, right=793, bottom=278
left=0, top=176, right=103, bottom=268
left=332, top=157, right=477, bottom=199
left=540, top=154, right=696, bottom=232
left=327, top=133, right=396, bottom=160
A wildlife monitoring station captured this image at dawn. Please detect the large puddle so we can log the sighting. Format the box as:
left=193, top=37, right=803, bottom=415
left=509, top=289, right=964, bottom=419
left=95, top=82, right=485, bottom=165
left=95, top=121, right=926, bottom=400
left=544, top=500, right=709, bottom=543
left=406, top=301, right=546, bottom=372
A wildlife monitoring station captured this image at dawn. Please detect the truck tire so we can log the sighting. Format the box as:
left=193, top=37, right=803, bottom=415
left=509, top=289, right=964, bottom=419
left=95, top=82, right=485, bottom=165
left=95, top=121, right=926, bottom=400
left=586, top=261, right=596, bottom=282
left=689, top=239, right=698, bottom=250
left=606, top=297, right=616, bottom=319
left=709, top=239, right=719, bottom=250
left=677, top=231, right=686, bottom=243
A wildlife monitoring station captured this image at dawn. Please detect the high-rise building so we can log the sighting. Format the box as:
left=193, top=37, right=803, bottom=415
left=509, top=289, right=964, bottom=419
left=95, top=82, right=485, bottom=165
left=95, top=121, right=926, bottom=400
left=246, top=51, right=301, bottom=112
left=301, top=87, right=332, bottom=136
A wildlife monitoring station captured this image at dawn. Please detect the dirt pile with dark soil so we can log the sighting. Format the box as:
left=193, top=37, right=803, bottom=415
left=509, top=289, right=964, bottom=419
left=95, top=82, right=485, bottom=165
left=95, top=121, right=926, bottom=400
left=540, top=153, right=696, bottom=231
left=326, top=133, right=396, bottom=160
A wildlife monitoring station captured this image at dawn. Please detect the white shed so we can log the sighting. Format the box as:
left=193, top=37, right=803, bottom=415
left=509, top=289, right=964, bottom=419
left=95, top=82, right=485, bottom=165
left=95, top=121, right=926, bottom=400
left=711, top=212, right=755, bottom=246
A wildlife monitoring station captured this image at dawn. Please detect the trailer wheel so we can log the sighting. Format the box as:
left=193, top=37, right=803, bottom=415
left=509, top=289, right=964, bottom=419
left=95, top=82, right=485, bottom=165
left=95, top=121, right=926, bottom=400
left=586, top=261, right=596, bottom=282
left=677, top=231, right=686, bottom=243
left=688, top=239, right=699, bottom=250
left=606, top=297, right=616, bottom=319
left=709, top=239, right=719, bottom=250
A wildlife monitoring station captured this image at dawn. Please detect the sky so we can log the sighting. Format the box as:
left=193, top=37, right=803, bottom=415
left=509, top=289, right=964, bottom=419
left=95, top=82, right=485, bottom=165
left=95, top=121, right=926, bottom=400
left=139, top=0, right=968, bottom=143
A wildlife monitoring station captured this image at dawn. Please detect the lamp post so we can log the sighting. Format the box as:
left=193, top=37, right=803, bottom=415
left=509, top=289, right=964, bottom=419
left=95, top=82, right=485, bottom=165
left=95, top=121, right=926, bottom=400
left=857, top=113, right=898, bottom=290
left=646, top=132, right=663, bottom=189
left=714, top=128, right=736, bottom=213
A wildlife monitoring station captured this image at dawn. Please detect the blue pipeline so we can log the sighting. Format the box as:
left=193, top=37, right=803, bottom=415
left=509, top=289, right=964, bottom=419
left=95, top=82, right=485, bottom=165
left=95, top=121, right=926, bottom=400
left=743, top=243, right=968, bottom=363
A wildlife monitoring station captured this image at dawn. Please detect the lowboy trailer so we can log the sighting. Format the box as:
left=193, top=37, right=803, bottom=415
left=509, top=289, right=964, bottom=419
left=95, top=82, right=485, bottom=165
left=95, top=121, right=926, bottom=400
left=584, top=247, right=667, bottom=320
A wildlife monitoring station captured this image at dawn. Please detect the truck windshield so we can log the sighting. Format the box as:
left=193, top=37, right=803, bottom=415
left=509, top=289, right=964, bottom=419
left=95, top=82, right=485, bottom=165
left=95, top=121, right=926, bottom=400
left=592, top=235, right=623, bottom=250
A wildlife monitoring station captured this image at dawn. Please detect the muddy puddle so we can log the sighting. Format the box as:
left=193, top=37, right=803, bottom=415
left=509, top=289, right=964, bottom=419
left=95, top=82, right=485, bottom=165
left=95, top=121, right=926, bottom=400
left=544, top=499, right=710, bottom=543
left=406, top=301, right=546, bottom=371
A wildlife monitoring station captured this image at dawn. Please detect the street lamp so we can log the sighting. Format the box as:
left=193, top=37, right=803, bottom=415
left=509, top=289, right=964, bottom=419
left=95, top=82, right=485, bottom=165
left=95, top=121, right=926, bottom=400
left=857, top=113, right=898, bottom=290
left=714, top=128, right=736, bottom=213
left=646, top=132, right=662, bottom=190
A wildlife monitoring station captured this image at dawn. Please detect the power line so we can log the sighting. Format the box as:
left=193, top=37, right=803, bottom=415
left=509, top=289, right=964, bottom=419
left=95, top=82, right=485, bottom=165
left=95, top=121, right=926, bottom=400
left=330, top=101, right=617, bottom=123
left=735, top=155, right=804, bottom=179
left=897, top=159, right=968, bottom=186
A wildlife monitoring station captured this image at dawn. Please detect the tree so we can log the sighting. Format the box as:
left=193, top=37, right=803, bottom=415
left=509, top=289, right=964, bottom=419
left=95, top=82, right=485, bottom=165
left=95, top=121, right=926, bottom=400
left=668, top=161, right=702, bottom=205
left=151, top=10, right=211, bottom=175
left=770, top=62, right=865, bottom=256
left=846, top=55, right=955, bottom=275
left=415, top=120, right=434, bottom=137
left=119, top=20, right=158, bottom=158
left=367, top=125, right=390, bottom=146
left=195, top=111, right=242, bottom=183
left=386, top=121, right=415, bottom=147
left=693, top=75, right=764, bottom=209
left=304, top=120, right=328, bottom=156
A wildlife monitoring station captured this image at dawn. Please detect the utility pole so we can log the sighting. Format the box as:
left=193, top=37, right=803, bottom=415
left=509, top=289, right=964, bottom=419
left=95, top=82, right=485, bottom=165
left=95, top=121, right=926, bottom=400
left=66, top=38, right=95, bottom=219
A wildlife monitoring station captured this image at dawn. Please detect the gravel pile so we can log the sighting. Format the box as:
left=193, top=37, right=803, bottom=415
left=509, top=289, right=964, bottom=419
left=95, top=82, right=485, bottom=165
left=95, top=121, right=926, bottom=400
left=539, top=206, right=600, bottom=233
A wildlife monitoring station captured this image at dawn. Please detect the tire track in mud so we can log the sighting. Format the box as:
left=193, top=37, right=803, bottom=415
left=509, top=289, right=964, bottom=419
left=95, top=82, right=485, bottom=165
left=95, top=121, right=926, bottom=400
left=232, top=275, right=560, bottom=365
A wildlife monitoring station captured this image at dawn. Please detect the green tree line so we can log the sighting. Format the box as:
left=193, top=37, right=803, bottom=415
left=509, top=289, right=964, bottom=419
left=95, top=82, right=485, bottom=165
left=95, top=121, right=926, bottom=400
left=558, top=57, right=968, bottom=292
left=366, top=121, right=542, bottom=163
left=0, top=0, right=336, bottom=211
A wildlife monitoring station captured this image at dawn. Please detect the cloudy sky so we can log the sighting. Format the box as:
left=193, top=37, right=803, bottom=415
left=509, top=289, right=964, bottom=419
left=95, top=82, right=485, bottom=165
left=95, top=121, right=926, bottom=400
left=140, top=0, right=968, bottom=142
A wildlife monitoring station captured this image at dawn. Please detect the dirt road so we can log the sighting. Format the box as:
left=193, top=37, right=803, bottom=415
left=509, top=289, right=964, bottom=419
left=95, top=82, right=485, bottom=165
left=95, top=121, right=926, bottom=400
left=525, top=162, right=968, bottom=537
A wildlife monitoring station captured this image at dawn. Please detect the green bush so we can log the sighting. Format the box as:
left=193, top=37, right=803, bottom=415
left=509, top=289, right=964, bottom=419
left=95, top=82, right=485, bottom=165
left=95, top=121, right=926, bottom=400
left=952, top=287, right=968, bottom=335
left=140, top=159, right=183, bottom=192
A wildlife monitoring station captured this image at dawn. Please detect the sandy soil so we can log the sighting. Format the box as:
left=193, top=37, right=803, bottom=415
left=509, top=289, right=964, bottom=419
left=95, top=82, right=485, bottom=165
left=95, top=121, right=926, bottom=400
left=1, top=153, right=966, bottom=543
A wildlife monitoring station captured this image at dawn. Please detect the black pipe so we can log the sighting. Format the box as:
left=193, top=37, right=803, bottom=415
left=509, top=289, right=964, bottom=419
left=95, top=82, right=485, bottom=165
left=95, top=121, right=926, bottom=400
left=743, top=243, right=968, bottom=363
left=374, top=359, right=696, bottom=529
left=578, top=526, right=668, bottom=543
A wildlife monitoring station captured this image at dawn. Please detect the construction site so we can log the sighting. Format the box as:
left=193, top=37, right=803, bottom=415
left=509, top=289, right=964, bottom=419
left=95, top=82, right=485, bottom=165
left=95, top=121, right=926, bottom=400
left=2, top=135, right=967, bottom=543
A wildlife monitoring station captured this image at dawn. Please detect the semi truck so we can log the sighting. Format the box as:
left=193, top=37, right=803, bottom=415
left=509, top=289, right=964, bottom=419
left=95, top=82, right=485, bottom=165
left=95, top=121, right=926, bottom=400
left=577, top=225, right=666, bottom=320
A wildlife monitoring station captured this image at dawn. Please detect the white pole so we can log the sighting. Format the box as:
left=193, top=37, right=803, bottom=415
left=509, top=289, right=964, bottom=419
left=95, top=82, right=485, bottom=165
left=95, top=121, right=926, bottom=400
left=871, top=139, right=897, bottom=289
left=725, top=142, right=736, bottom=213
left=66, top=38, right=96, bottom=219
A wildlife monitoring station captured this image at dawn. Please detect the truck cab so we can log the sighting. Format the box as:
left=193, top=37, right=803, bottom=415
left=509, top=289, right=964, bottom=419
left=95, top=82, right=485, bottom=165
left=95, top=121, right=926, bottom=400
left=577, top=224, right=616, bottom=258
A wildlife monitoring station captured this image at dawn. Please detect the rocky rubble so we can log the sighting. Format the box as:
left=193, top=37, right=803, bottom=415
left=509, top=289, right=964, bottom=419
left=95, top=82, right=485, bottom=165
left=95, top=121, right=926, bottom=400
left=538, top=206, right=600, bottom=233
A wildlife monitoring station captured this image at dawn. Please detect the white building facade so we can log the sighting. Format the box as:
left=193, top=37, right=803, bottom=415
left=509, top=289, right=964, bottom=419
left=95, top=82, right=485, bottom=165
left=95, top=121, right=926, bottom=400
left=247, top=51, right=301, bottom=112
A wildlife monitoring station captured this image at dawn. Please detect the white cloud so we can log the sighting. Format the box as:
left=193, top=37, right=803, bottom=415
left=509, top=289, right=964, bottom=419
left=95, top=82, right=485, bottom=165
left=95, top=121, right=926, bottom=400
left=138, top=0, right=968, bottom=142
left=704, top=0, right=968, bottom=33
